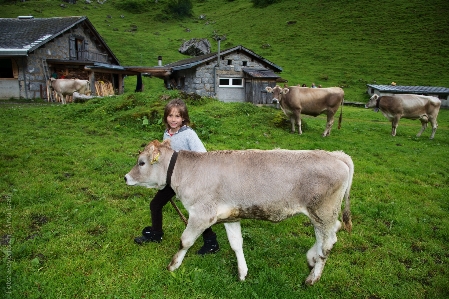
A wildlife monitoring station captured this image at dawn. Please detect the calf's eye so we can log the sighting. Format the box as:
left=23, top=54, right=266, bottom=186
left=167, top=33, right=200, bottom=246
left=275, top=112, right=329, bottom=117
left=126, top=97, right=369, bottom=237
left=139, top=161, right=145, bottom=166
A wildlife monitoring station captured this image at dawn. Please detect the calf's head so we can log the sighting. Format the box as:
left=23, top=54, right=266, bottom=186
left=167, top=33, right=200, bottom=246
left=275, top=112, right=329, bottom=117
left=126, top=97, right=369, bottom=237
left=266, top=85, right=289, bottom=104
left=124, top=139, right=172, bottom=189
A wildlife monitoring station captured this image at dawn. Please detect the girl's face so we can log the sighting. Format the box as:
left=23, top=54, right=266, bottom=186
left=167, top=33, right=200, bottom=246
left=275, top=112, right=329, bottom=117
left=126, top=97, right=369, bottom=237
left=167, top=107, right=184, bottom=132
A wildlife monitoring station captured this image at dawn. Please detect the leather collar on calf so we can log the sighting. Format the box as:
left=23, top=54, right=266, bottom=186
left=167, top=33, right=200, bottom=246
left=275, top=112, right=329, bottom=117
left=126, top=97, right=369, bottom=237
left=166, top=151, right=178, bottom=186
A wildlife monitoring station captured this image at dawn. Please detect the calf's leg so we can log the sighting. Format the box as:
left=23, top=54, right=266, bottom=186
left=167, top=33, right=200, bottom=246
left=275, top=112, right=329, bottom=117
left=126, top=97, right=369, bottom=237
left=167, top=217, right=210, bottom=272
left=224, top=222, right=248, bottom=281
left=305, top=214, right=341, bottom=285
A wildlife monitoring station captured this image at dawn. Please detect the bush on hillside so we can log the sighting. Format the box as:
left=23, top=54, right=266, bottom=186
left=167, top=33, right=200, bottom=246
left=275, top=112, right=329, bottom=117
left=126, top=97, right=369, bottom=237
left=113, top=0, right=152, bottom=14
left=251, top=0, right=280, bottom=8
left=165, top=0, right=193, bottom=18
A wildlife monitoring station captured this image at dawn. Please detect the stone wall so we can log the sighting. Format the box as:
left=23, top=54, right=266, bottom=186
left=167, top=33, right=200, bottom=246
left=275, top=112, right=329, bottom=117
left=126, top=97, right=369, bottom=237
left=178, top=52, right=268, bottom=99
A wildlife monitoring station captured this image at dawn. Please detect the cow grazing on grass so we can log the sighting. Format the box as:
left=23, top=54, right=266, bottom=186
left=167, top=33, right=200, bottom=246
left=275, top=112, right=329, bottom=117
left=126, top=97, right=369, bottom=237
left=49, top=78, right=91, bottom=104
left=365, top=94, right=441, bottom=139
left=124, top=139, right=354, bottom=285
left=266, top=85, right=345, bottom=137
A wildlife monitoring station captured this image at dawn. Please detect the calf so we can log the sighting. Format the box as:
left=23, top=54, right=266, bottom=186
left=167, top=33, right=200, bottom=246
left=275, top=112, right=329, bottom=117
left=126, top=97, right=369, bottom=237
left=125, top=139, right=354, bottom=285
left=365, top=94, right=441, bottom=139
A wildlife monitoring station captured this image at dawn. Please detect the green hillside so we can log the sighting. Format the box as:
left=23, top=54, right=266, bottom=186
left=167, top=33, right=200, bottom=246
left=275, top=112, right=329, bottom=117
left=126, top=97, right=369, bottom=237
left=1, top=0, right=448, bottom=100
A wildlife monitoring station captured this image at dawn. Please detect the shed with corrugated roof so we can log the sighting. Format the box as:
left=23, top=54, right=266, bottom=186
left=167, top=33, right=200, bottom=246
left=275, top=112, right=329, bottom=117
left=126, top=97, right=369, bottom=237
left=367, top=84, right=449, bottom=107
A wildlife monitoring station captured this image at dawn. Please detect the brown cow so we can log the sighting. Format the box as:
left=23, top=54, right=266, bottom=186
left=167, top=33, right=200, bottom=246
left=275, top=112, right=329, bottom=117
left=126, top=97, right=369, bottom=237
left=266, top=85, right=344, bottom=137
left=365, top=94, right=441, bottom=139
left=125, top=139, right=354, bottom=285
left=49, top=78, right=91, bottom=104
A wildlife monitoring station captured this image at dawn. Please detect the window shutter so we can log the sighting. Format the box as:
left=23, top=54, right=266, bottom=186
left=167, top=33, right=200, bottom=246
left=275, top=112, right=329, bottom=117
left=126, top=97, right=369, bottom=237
left=12, top=59, right=19, bottom=78
left=69, top=36, right=76, bottom=60
left=83, top=40, right=89, bottom=60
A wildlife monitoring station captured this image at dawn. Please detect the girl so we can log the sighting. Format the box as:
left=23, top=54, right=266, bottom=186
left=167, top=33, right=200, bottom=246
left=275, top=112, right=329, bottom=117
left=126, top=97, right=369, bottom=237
left=134, top=99, right=220, bottom=255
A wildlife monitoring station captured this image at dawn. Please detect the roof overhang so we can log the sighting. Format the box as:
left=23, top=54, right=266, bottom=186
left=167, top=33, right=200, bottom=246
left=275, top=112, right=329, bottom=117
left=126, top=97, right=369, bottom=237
left=243, top=68, right=280, bottom=79
left=0, top=49, right=29, bottom=56
left=367, top=84, right=449, bottom=95
left=124, top=66, right=172, bottom=78
left=46, top=59, right=139, bottom=75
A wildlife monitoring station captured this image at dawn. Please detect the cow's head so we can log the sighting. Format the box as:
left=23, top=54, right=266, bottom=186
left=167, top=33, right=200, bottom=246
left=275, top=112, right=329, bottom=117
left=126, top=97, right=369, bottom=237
left=365, top=94, right=380, bottom=110
left=124, top=139, right=173, bottom=189
left=266, top=85, right=289, bottom=104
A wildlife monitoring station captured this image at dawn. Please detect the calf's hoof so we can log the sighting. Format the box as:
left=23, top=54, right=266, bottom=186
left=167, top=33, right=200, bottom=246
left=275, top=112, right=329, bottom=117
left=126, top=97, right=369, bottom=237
left=305, top=272, right=321, bottom=286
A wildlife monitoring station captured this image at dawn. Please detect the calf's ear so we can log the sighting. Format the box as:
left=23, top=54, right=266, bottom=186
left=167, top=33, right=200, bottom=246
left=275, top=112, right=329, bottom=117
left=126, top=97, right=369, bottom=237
left=161, top=139, right=171, bottom=148
left=265, top=86, right=272, bottom=93
left=282, top=88, right=290, bottom=94
left=145, top=144, right=160, bottom=164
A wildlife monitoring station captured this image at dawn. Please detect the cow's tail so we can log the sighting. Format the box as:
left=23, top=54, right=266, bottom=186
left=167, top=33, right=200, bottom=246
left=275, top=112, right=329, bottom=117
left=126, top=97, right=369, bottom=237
left=337, top=98, right=344, bottom=129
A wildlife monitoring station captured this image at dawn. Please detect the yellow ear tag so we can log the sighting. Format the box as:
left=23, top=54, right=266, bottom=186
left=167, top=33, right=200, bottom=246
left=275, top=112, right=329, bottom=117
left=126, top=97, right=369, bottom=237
left=150, top=152, right=160, bottom=165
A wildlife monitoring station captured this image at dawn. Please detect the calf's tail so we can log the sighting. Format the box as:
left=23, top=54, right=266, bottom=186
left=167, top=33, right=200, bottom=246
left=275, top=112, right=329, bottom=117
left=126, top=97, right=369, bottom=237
left=338, top=98, right=344, bottom=129
left=342, top=154, right=353, bottom=233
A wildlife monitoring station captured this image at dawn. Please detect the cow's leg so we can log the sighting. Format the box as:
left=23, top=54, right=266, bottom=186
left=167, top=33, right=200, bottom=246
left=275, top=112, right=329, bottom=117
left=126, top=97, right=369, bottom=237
left=322, top=113, right=335, bottom=137
left=167, top=216, right=212, bottom=272
left=391, top=116, right=400, bottom=136
left=429, top=116, right=438, bottom=139
left=224, top=222, right=248, bottom=281
left=416, top=116, right=428, bottom=137
left=290, top=117, right=296, bottom=133
left=294, top=111, right=302, bottom=135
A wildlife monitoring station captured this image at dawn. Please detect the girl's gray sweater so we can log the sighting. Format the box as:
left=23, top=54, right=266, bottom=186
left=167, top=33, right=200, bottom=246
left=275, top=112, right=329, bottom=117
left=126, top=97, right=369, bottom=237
left=163, top=125, right=206, bottom=153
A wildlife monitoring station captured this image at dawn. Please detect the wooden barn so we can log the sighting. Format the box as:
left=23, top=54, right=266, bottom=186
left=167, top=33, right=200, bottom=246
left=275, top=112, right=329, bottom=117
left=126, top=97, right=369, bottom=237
left=0, top=16, right=137, bottom=101
left=367, top=84, right=449, bottom=108
left=128, top=45, right=285, bottom=104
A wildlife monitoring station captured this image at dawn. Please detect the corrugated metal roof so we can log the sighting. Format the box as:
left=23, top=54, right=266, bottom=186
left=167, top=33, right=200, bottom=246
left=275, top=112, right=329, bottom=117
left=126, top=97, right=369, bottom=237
left=243, top=68, right=280, bottom=78
left=367, top=84, right=449, bottom=95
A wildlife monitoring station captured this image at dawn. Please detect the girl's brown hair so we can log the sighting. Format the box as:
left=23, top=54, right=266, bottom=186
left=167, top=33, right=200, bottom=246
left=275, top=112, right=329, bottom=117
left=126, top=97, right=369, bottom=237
left=163, top=99, right=191, bottom=129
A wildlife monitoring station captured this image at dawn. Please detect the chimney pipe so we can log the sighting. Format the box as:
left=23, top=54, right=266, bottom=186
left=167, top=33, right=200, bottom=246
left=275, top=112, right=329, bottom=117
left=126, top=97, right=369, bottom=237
left=158, top=56, right=162, bottom=66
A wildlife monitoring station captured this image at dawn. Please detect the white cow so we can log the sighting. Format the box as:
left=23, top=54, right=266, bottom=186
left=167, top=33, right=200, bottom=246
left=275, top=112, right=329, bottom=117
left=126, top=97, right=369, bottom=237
left=49, top=78, right=91, bottom=104
left=365, top=94, right=441, bottom=139
left=125, top=139, right=354, bottom=285
left=266, top=85, right=345, bottom=137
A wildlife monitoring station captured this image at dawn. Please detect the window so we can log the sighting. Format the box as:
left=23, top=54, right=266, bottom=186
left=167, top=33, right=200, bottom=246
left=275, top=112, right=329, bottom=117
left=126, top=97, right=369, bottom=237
left=0, top=59, right=14, bottom=78
left=219, top=77, right=244, bottom=87
left=242, top=61, right=248, bottom=66
left=227, top=59, right=232, bottom=65
left=69, top=35, right=89, bottom=60
left=0, top=59, right=18, bottom=78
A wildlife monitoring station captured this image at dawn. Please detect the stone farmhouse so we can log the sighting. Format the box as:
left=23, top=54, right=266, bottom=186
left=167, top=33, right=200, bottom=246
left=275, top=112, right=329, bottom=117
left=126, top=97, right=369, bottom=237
left=128, top=45, right=286, bottom=104
left=0, top=16, right=137, bottom=100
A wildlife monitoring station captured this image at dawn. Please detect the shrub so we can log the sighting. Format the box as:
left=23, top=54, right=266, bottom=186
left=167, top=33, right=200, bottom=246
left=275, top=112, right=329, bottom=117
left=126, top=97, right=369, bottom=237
left=165, top=0, right=193, bottom=18
left=251, top=0, right=280, bottom=8
left=113, top=0, right=152, bottom=14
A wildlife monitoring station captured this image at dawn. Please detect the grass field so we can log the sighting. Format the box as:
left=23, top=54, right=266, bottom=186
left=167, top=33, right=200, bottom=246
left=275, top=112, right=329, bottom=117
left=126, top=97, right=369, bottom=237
left=1, top=0, right=449, bottom=297
left=1, top=92, right=448, bottom=298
